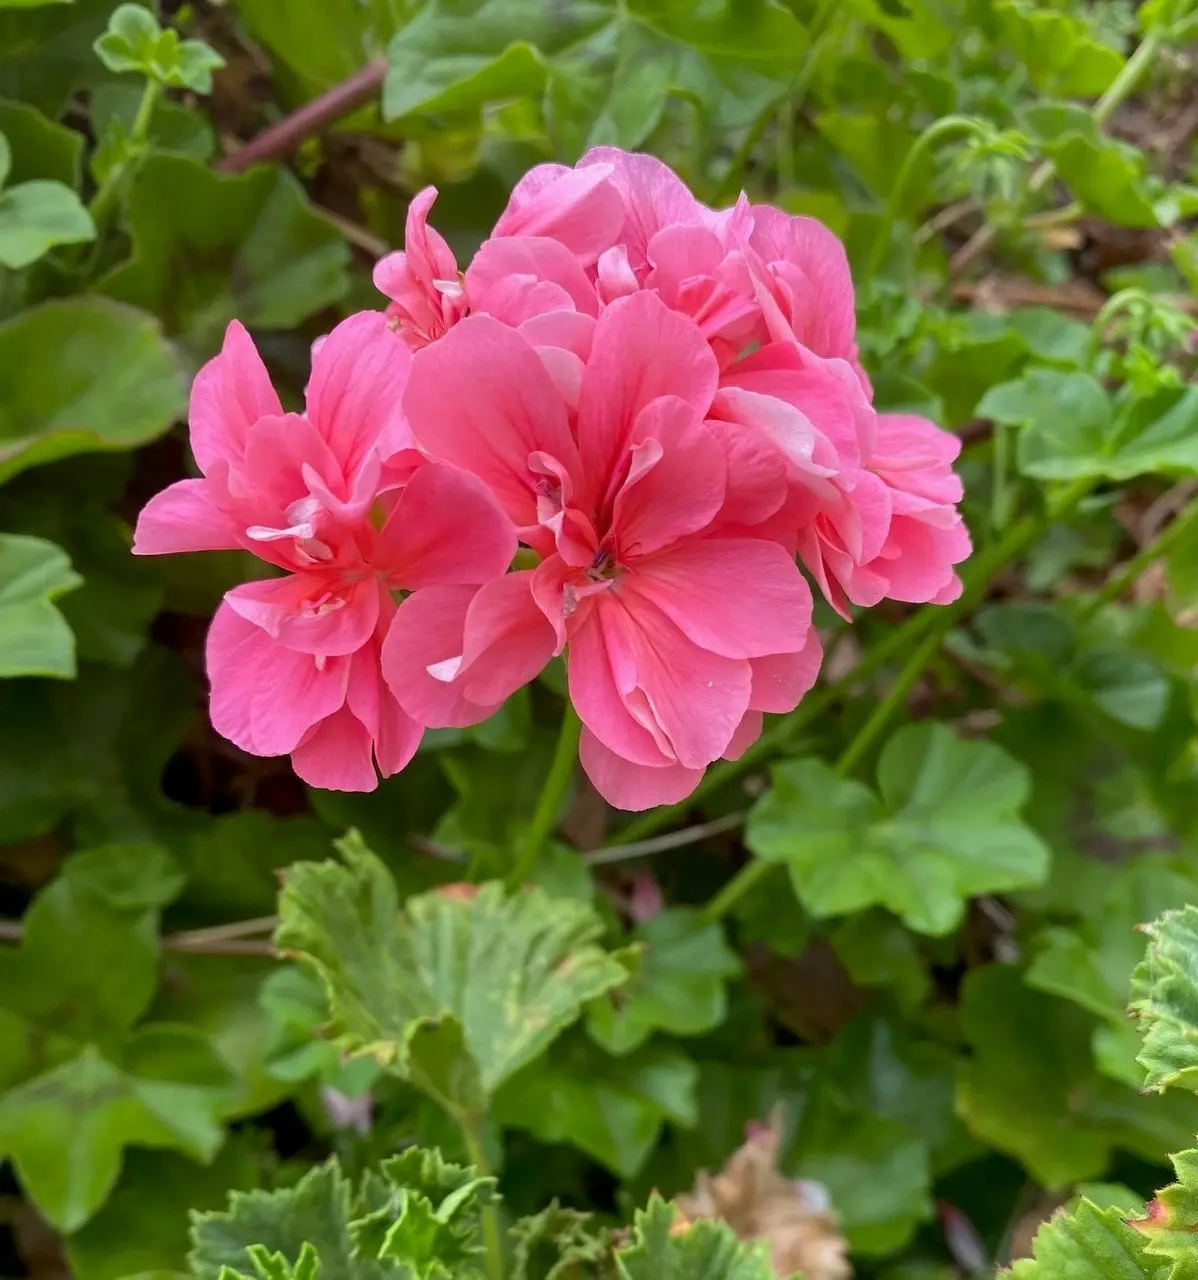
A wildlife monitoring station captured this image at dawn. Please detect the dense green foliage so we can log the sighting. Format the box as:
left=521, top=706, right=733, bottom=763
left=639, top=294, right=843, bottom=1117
left=1, top=1, right=1198, bottom=1277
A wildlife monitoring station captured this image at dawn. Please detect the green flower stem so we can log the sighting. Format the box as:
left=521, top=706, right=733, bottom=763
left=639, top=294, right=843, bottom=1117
left=459, top=1113, right=505, bottom=1280
left=700, top=476, right=1094, bottom=924
left=87, top=77, right=160, bottom=237
left=508, top=702, right=582, bottom=888
left=866, top=115, right=985, bottom=280
left=1079, top=501, right=1198, bottom=621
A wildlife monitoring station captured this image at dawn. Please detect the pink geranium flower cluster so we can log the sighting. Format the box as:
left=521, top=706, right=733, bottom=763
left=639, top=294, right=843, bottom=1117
left=135, top=149, right=970, bottom=810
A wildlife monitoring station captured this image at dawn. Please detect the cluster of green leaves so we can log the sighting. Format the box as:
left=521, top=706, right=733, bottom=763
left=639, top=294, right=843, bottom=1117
left=2, top=0, right=1198, bottom=1278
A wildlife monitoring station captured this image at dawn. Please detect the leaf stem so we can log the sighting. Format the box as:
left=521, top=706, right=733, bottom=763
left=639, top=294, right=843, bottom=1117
left=507, top=702, right=581, bottom=888
left=1079, top=502, right=1198, bottom=621
left=459, top=1114, right=505, bottom=1280
left=88, top=77, right=160, bottom=235
left=866, top=115, right=985, bottom=280
left=700, top=477, right=1094, bottom=923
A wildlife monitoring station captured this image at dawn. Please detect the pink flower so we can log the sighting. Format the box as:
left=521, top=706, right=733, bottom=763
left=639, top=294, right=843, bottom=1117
left=134, top=313, right=515, bottom=789
left=382, top=292, right=821, bottom=810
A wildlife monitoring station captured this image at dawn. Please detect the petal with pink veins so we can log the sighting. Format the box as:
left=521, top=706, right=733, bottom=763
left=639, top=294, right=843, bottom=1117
left=225, top=575, right=381, bottom=657
left=749, top=631, right=824, bottom=714
left=467, top=236, right=599, bottom=317
left=723, top=710, right=763, bottom=761
left=454, top=572, right=558, bottom=707
left=494, top=164, right=625, bottom=265
left=132, top=479, right=241, bottom=555
left=290, top=707, right=380, bottom=791
left=579, top=728, right=704, bottom=811
left=188, top=320, right=282, bottom=474
left=206, top=602, right=349, bottom=756
left=374, top=462, right=515, bottom=589
left=626, top=538, right=812, bottom=660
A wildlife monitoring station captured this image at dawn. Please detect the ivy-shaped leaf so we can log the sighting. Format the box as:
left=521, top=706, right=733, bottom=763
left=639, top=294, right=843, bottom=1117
left=94, top=4, right=225, bottom=93
left=980, top=371, right=1198, bottom=482
left=0, top=297, right=187, bottom=488
left=0, top=131, right=93, bottom=268
left=586, top=908, right=742, bottom=1056
left=1130, top=905, right=1198, bottom=1096
left=276, top=834, right=629, bottom=1123
left=382, top=0, right=809, bottom=160
left=96, top=153, right=349, bottom=351
left=0, top=533, right=81, bottom=678
left=995, top=1, right=1124, bottom=96
left=745, top=722, right=1049, bottom=935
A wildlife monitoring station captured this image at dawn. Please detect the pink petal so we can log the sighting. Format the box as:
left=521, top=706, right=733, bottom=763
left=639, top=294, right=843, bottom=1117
left=290, top=707, right=379, bottom=791
left=723, top=710, right=763, bottom=761
left=403, top=315, right=578, bottom=529
left=578, top=293, right=718, bottom=507
left=132, top=479, right=240, bottom=555
left=466, top=236, right=599, bottom=318
left=206, top=601, right=349, bottom=756
left=625, top=538, right=812, bottom=660
left=596, top=592, right=750, bottom=768
left=305, top=311, right=413, bottom=478
left=374, top=462, right=515, bottom=589
left=702, top=417, right=788, bottom=531
left=189, top=321, right=282, bottom=474
left=568, top=607, right=673, bottom=767
left=610, top=400, right=726, bottom=560
left=383, top=585, right=500, bottom=729
left=749, top=631, right=824, bottom=714
left=494, top=164, right=626, bottom=266
left=454, top=571, right=558, bottom=706
left=579, top=728, right=704, bottom=811
left=241, top=413, right=343, bottom=518
left=225, top=575, right=380, bottom=657
left=342, top=634, right=424, bottom=778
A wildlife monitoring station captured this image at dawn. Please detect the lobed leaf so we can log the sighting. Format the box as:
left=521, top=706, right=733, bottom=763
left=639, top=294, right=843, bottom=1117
left=1130, top=905, right=1198, bottom=1095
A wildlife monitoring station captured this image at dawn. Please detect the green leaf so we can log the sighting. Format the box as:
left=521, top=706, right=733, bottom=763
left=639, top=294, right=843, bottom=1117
left=510, top=1203, right=610, bottom=1280
left=615, top=1196, right=780, bottom=1280
left=94, top=4, right=225, bottom=93
left=275, top=834, right=629, bottom=1118
left=958, top=965, right=1198, bottom=1188
left=0, top=97, right=83, bottom=185
left=97, top=154, right=349, bottom=350
left=90, top=83, right=216, bottom=163
left=980, top=372, right=1198, bottom=482
left=1130, top=905, right=1198, bottom=1095
left=0, top=297, right=186, bottom=487
left=0, top=533, right=81, bottom=677
left=746, top=722, right=1049, bottom=935
left=0, top=141, right=94, bottom=267
left=495, top=1039, right=698, bottom=1178
left=0, top=0, right=115, bottom=116
left=0, top=1030, right=233, bottom=1232
left=586, top=909, right=741, bottom=1056
left=995, top=1, right=1124, bottom=96
left=1009, top=1197, right=1156, bottom=1280
left=383, top=0, right=808, bottom=159
left=830, top=911, right=931, bottom=1013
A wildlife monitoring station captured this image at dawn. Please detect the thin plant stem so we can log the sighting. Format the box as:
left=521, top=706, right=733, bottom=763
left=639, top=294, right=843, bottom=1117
left=87, top=78, right=160, bottom=235
left=700, top=477, right=1094, bottom=923
left=866, top=115, right=984, bottom=280
left=584, top=812, right=747, bottom=866
left=459, top=1114, right=505, bottom=1280
left=507, top=702, right=582, bottom=888
left=1079, top=504, right=1198, bottom=621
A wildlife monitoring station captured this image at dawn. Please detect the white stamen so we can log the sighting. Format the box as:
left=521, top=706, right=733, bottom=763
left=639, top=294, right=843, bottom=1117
left=314, top=654, right=327, bottom=671
left=246, top=521, right=317, bottom=543
left=432, top=277, right=464, bottom=299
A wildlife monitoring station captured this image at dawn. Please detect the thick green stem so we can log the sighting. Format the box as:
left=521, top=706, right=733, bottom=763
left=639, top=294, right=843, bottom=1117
left=459, top=1114, right=505, bottom=1280
left=700, top=478, right=1093, bottom=923
left=866, top=115, right=984, bottom=280
left=507, top=702, right=581, bottom=888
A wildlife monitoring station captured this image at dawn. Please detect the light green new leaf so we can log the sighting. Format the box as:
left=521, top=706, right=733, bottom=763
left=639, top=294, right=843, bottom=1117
left=94, top=4, right=224, bottom=93
left=1124, top=1147, right=1198, bottom=1271
left=383, top=0, right=808, bottom=159
left=746, top=722, right=1049, bottom=935
left=510, top=1203, right=610, bottom=1280
left=587, top=908, right=742, bottom=1055
left=0, top=298, right=186, bottom=487
left=276, top=834, right=629, bottom=1119
left=97, top=154, right=349, bottom=351
left=995, top=0, right=1124, bottom=96
left=980, top=371, right=1198, bottom=482
left=0, top=132, right=93, bottom=268
left=616, top=1196, right=782, bottom=1280
left=1009, top=1197, right=1156, bottom=1280
left=0, top=533, right=81, bottom=678
left=0, top=1030, right=233, bottom=1232
left=1130, top=905, right=1198, bottom=1095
